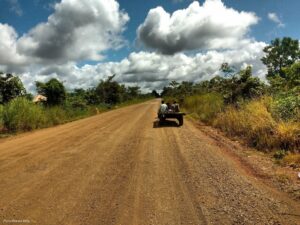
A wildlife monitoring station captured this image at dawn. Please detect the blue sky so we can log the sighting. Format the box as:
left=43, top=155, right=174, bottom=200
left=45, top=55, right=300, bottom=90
left=0, top=0, right=299, bottom=91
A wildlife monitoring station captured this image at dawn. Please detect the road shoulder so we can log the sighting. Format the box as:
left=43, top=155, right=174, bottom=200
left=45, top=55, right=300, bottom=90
left=187, top=116, right=300, bottom=201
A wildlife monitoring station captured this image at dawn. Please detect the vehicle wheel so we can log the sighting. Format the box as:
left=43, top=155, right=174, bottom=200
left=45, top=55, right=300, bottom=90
left=159, top=118, right=164, bottom=126
left=178, top=117, right=183, bottom=126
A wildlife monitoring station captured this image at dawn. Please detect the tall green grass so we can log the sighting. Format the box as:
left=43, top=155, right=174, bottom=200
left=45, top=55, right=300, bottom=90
left=183, top=93, right=224, bottom=124
left=0, top=97, right=97, bottom=132
left=0, top=97, right=151, bottom=134
left=0, top=104, right=4, bottom=129
left=3, top=98, right=46, bottom=131
left=44, top=106, right=68, bottom=126
left=43, top=105, right=99, bottom=126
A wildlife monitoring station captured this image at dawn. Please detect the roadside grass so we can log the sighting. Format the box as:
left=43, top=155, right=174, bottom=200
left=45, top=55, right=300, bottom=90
left=0, top=104, right=3, bottom=131
left=3, top=98, right=46, bottom=131
left=0, top=97, right=152, bottom=135
left=183, top=94, right=300, bottom=153
left=213, top=98, right=277, bottom=150
left=183, top=93, right=224, bottom=124
left=42, top=105, right=101, bottom=126
left=281, top=154, right=300, bottom=167
left=276, top=121, right=300, bottom=151
left=271, top=92, right=300, bottom=122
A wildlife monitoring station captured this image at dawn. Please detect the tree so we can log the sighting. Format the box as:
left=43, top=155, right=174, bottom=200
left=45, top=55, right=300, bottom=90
left=0, top=73, right=26, bottom=104
left=151, top=90, right=160, bottom=98
left=36, top=78, right=66, bottom=105
left=177, top=81, right=194, bottom=98
left=236, top=66, right=265, bottom=100
left=213, top=66, right=265, bottom=104
left=169, top=80, right=179, bottom=89
left=73, top=88, right=86, bottom=97
left=66, top=88, right=88, bottom=109
left=119, top=84, right=128, bottom=102
left=85, top=88, right=99, bottom=105
left=283, top=62, right=300, bottom=89
left=220, top=62, right=236, bottom=77
left=261, top=37, right=300, bottom=79
left=127, top=86, right=141, bottom=99
left=96, top=75, right=122, bottom=105
left=160, top=86, right=173, bottom=97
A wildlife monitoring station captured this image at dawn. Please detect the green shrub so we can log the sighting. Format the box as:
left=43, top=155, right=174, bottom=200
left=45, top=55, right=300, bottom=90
left=0, top=97, right=148, bottom=134
left=274, top=150, right=287, bottom=160
left=272, top=93, right=300, bottom=121
left=44, top=106, right=68, bottom=125
left=70, top=101, right=87, bottom=110
left=66, top=107, right=90, bottom=120
left=0, top=104, right=3, bottom=128
left=3, top=98, right=46, bottom=131
left=44, top=104, right=102, bottom=126
left=184, top=93, right=224, bottom=124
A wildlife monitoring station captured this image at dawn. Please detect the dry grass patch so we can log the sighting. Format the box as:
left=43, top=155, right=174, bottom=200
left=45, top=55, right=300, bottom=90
left=276, top=122, right=300, bottom=151
left=214, top=98, right=277, bottom=149
left=282, top=154, right=300, bottom=167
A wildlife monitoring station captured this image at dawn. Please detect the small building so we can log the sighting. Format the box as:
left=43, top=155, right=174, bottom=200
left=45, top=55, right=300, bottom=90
left=33, top=95, right=47, bottom=103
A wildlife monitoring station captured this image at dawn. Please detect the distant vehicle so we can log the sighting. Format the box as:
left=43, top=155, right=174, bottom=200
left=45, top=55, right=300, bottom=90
left=158, top=111, right=186, bottom=126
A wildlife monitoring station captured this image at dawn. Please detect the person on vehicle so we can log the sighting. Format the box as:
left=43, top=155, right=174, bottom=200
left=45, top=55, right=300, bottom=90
left=158, top=100, right=168, bottom=115
left=166, top=102, right=173, bottom=112
left=172, top=101, right=180, bottom=112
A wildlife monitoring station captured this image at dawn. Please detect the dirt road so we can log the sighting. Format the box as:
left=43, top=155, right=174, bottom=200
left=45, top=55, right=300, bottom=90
left=0, top=99, right=300, bottom=225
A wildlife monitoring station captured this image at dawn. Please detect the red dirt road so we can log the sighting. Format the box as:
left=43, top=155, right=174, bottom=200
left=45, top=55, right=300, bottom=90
left=0, top=99, right=300, bottom=225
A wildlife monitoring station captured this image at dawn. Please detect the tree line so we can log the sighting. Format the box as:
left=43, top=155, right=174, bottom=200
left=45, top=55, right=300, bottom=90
left=161, top=37, right=299, bottom=111
left=160, top=37, right=299, bottom=155
left=1, top=36, right=299, bottom=113
left=0, top=73, right=156, bottom=107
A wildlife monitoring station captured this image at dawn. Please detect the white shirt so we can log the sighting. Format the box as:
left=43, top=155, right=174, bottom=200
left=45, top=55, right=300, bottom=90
left=159, top=103, right=168, bottom=114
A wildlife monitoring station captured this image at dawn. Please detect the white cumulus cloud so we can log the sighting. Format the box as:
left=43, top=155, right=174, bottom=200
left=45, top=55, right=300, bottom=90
left=1, top=0, right=268, bottom=93
left=138, top=0, right=259, bottom=54
left=17, top=0, right=129, bottom=63
left=20, top=40, right=266, bottom=93
left=268, top=12, right=284, bottom=27
left=0, top=24, right=27, bottom=69
left=0, top=0, right=129, bottom=71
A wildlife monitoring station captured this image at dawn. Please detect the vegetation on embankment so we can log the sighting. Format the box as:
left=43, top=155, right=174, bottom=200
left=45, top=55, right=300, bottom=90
left=166, top=93, right=296, bottom=153
left=183, top=95, right=299, bottom=152
left=0, top=73, right=155, bottom=134
left=162, top=37, right=300, bottom=166
left=0, top=97, right=151, bottom=134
